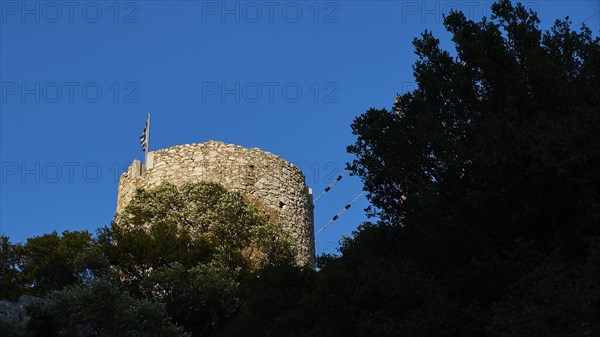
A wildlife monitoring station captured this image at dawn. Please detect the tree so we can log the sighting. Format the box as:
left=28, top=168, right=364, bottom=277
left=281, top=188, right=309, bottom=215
left=0, top=320, right=31, bottom=337
left=347, top=0, right=599, bottom=291
left=220, top=265, right=317, bottom=337
left=486, top=248, right=600, bottom=337
left=17, top=231, right=94, bottom=296
left=224, top=3, right=599, bottom=336
left=104, top=181, right=297, bottom=335
left=26, top=278, right=189, bottom=337
left=0, top=236, right=23, bottom=301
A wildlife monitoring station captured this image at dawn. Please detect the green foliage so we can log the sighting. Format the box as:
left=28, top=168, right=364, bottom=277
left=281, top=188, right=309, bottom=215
left=2, top=181, right=298, bottom=336
left=487, top=249, right=600, bottom=337
left=336, top=0, right=600, bottom=335
left=228, top=1, right=600, bottom=336
left=2, top=231, right=96, bottom=301
left=138, top=257, right=241, bottom=336
left=104, top=181, right=296, bottom=335
left=4, top=3, right=599, bottom=336
left=17, top=231, right=94, bottom=296
left=349, top=2, right=600, bottom=251
left=348, top=0, right=600, bottom=273
left=27, top=278, right=189, bottom=337
left=0, top=320, right=31, bottom=337
left=1, top=236, right=23, bottom=301
left=221, top=265, right=317, bottom=337
left=112, top=182, right=296, bottom=274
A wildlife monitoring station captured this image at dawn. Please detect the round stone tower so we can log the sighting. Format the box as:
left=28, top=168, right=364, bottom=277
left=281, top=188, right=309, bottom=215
left=116, top=140, right=315, bottom=267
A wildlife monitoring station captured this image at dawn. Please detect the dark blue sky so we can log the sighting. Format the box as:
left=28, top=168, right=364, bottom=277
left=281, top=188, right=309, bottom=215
left=1, top=1, right=598, bottom=256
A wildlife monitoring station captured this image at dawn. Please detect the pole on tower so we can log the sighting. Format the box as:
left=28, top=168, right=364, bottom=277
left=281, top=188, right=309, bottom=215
left=140, top=113, right=151, bottom=169
left=145, top=113, right=150, bottom=166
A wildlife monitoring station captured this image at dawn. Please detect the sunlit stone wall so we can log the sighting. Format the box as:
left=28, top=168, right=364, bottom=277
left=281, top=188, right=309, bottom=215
left=116, top=140, right=315, bottom=267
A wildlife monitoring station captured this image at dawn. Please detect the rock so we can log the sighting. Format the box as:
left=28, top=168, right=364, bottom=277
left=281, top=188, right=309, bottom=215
left=0, top=295, right=43, bottom=325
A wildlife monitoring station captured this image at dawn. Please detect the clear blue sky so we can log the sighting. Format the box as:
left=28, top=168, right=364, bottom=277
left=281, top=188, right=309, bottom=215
left=1, top=1, right=598, bottom=256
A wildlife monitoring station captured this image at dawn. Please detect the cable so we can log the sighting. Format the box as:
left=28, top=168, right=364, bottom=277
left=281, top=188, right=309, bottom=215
left=315, top=191, right=365, bottom=235
left=313, top=170, right=348, bottom=203
left=573, top=11, right=599, bottom=29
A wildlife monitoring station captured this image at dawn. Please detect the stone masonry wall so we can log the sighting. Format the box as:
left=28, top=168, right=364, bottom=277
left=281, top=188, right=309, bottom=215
left=116, top=141, right=315, bottom=267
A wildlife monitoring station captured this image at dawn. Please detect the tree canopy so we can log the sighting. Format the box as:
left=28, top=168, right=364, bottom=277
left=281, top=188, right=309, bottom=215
left=229, top=1, right=600, bottom=335
left=1, top=181, right=297, bottom=336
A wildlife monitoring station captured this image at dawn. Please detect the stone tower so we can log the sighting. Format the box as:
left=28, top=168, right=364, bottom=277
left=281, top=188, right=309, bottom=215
left=116, top=140, right=315, bottom=267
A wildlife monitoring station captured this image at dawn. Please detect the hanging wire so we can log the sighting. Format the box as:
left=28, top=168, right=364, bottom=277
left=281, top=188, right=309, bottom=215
left=316, top=191, right=365, bottom=235
left=573, top=11, right=599, bottom=29
left=313, top=170, right=348, bottom=203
